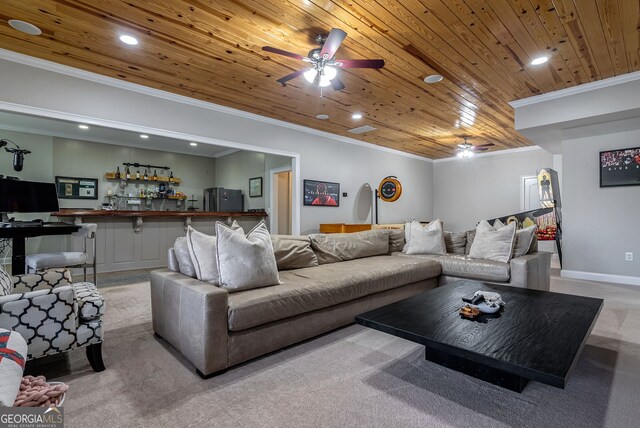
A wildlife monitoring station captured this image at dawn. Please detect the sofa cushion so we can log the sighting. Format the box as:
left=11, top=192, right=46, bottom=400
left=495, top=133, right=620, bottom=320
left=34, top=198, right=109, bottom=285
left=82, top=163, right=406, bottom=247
left=216, top=221, right=280, bottom=292
left=469, top=220, right=516, bottom=263
left=226, top=255, right=441, bottom=331
left=406, top=219, right=446, bottom=255
left=444, top=231, right=467, bottom=255
left=309, top=230, right=390, bottom=264
left=438, top=254, right=510, bottom=282
left=271, top=235, right=318, bottom=270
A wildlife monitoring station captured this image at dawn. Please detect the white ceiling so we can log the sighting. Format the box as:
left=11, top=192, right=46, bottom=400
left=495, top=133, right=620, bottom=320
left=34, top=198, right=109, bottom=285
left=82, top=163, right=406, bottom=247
left=0, top=110, right=237, bottom=158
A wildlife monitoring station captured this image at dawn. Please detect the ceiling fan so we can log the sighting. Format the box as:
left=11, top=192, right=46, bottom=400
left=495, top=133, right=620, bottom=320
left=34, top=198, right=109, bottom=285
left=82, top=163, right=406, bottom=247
left=262, top=28, right=385, bottom=91
left=456, top=137, right=495, bottom=158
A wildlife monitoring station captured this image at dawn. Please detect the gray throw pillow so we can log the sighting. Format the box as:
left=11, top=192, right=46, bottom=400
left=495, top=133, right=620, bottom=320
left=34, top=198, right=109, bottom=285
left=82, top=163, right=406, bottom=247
left=444, top=231, right=467, bottom=254
left=406, top=219, right=447, bottom=255
left=271, top=235, right=318, bottom=270
left=186, top=221, right=242, bottom=284
left=309, top=229, right=390, bottom=264
left=468, top=220, right=516, bottom=263
left=491, top=221, right=537, bottom=258
left=513, top=225, right=537, bottom=257
left=465, top=229, right=476, bottom=255
left=174, top=237, right=197, bottom=278
left=388, top=229, right=405, bottom=253
left=216, top=220, right=280, bottom=291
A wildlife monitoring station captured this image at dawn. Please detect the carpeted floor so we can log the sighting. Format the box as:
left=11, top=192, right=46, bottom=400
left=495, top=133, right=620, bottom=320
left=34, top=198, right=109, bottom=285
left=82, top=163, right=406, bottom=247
left=30, top=271, right=640, bottom=427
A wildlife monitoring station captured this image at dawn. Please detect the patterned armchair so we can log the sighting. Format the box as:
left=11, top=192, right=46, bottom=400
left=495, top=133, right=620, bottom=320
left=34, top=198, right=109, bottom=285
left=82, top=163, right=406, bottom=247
left=0, top=266, right=105, bottom=371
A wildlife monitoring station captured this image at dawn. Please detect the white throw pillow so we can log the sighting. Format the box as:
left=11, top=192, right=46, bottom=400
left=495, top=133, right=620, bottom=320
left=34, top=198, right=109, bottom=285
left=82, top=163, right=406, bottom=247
left=406, top=219, right=447, bottom=255
left=0, top=328, right=27, bottom=407
left=216, top=220, right=280, bottom=292
left=186, top=221, right=242, bottom=284
left=469, top=220, right=516, bottom=263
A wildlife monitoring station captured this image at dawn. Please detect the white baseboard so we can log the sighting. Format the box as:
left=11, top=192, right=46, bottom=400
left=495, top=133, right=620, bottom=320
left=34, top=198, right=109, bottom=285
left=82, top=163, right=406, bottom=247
left=561, top=270, right=640, bottom=286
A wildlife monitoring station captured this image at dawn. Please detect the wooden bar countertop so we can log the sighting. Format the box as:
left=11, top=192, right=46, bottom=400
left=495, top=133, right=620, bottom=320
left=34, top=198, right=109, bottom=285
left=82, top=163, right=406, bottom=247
left=52, top=209, right=267, bottom=218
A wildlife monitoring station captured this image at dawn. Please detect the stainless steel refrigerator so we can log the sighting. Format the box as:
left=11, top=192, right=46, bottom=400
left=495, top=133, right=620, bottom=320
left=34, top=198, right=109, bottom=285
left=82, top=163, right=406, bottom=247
left=203, top=188, right=244, bottom=212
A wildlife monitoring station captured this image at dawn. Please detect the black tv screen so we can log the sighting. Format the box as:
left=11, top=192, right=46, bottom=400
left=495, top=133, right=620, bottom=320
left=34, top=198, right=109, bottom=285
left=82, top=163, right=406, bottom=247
left=0, top=179, right=60, bottom=213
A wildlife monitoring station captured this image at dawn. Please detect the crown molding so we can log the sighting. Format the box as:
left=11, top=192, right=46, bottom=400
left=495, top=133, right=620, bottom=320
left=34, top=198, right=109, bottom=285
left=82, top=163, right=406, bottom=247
left=432, top=145, right=543, bottom=163
left=0, top=48, right=432, bottom=163
left=510, top=70, right=640, bottom=108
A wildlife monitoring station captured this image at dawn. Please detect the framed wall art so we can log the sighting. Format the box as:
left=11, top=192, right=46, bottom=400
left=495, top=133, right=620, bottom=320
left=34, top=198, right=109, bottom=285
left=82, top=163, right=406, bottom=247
left=55, top=176, right=98, bottom=199
left=303, top=179, right=340, bottom=207
left=600, top=147, right=640, bottom=187
left=249, top=176, right=263, bottom=197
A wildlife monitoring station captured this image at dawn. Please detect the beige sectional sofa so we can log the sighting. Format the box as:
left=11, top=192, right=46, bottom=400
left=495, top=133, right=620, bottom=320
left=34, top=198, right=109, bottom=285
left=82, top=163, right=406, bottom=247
left=150, top=228, right=550, bottom=378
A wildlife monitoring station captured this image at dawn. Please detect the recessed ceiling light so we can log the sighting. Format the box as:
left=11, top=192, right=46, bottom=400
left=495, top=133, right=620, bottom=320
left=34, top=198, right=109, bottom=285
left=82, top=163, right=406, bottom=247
left=140, top=134, right=149, bottom=139
left=8, top=19, right=42, bottom=36
left=424, top=74, right=444, bottom=84
left=190, top=142, right=198, bottom=147
left=119, top=35, right=138, bottom=46
left=531, top=56, right=549, bottom=65
left=315, top=114, right=329, bottom=120
left=78, top=124, right=89, bottom=130
left=352, top=113, right=363, bottom=119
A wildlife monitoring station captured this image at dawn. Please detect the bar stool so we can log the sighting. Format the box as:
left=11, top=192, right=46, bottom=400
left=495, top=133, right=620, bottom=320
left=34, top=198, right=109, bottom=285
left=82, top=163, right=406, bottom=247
left=25, top=223, right=98, bottom=285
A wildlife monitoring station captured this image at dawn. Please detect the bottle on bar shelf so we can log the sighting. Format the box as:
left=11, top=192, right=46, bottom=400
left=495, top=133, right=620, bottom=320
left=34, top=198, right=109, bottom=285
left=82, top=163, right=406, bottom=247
left=126, top=166, right=131, bottom=179
left=143, top=169, right=148, bottom=180
left=136, top=169, right=141, bottom=180
left=115, top=166, right=121, bottom=179
left=169, top=171, right=174, bottom=183
left=153, top=170, right=158, bottom=181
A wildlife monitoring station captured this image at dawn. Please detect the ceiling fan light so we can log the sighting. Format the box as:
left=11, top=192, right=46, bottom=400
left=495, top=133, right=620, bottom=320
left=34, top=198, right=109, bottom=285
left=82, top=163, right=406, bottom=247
left=303, top=68, right=317, bottom=83
left=319, top=74, right=332, bottom=87
left=324, top=66, right=337, bottom=81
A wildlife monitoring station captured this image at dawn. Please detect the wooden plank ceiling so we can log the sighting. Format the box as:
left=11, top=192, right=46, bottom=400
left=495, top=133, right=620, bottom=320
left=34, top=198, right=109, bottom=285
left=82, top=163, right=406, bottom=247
left=0, top=1, right=638, bottom=158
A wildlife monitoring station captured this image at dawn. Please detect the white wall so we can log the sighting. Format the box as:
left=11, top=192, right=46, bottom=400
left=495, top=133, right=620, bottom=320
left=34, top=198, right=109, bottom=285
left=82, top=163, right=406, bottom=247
left=0, top=57, right=434, bottom=234
left=561, top=117, right=640, bottom=279
left=433, top=148, right=553, bottom=232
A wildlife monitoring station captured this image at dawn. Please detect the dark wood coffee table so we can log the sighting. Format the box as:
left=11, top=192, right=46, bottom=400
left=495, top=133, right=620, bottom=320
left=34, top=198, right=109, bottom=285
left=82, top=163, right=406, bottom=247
left=355, top=280, right=603, bottom=392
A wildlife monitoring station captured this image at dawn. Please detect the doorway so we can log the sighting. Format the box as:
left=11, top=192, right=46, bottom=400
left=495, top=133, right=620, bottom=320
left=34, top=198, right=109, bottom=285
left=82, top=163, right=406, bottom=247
left=521, top=176, right=538, bottom=212
left=270, top=167, right=292, bottom=234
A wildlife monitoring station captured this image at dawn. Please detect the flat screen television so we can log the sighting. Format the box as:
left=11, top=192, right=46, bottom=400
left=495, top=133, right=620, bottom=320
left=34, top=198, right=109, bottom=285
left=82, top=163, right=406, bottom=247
left=303, top=179, right=340, bottom=207
left=0, top=179, right=60, bottom=213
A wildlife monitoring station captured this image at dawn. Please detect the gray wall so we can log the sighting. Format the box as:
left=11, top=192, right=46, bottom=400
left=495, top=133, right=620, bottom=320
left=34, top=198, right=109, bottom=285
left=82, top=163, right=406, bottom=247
left=433, top=148, right=553, bottom=232
left=52, top=137, right=216, bottom=210
left=562, top=117, right=640, bottom=278
left=214, top=151, right=267, bottom=210
left=0, top=58, right=435, bottom=234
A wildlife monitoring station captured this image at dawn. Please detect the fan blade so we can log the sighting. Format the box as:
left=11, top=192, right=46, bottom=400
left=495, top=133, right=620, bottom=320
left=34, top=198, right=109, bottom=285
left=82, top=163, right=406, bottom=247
left=331, top=77, right=345, bottom=91
left=319, top=28, right=347, bottom=59
left=473, top=147, right=490, bottom=151
left=262, top=46, right=305, bottom=61
left=336, top=59, right=385, bottom=69
left=276, top=69, right=306, bottom=86
left=474, top=143, right=495, bottom=148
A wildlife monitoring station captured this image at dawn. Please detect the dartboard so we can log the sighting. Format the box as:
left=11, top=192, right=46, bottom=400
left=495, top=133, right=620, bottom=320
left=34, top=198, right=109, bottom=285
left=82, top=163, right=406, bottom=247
left=378, top=176, right=402, bottom=202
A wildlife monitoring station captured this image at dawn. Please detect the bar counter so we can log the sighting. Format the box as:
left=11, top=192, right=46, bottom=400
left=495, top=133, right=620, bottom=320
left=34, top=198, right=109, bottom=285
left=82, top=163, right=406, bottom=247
left=53, top=209, right=267, bottom=219
left=50, top=209, right=268, bottom=274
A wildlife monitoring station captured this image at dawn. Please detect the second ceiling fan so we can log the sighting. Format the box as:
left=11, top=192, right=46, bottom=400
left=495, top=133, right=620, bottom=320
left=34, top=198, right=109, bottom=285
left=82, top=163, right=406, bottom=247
left=262, top=28, right=384, bottom=91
